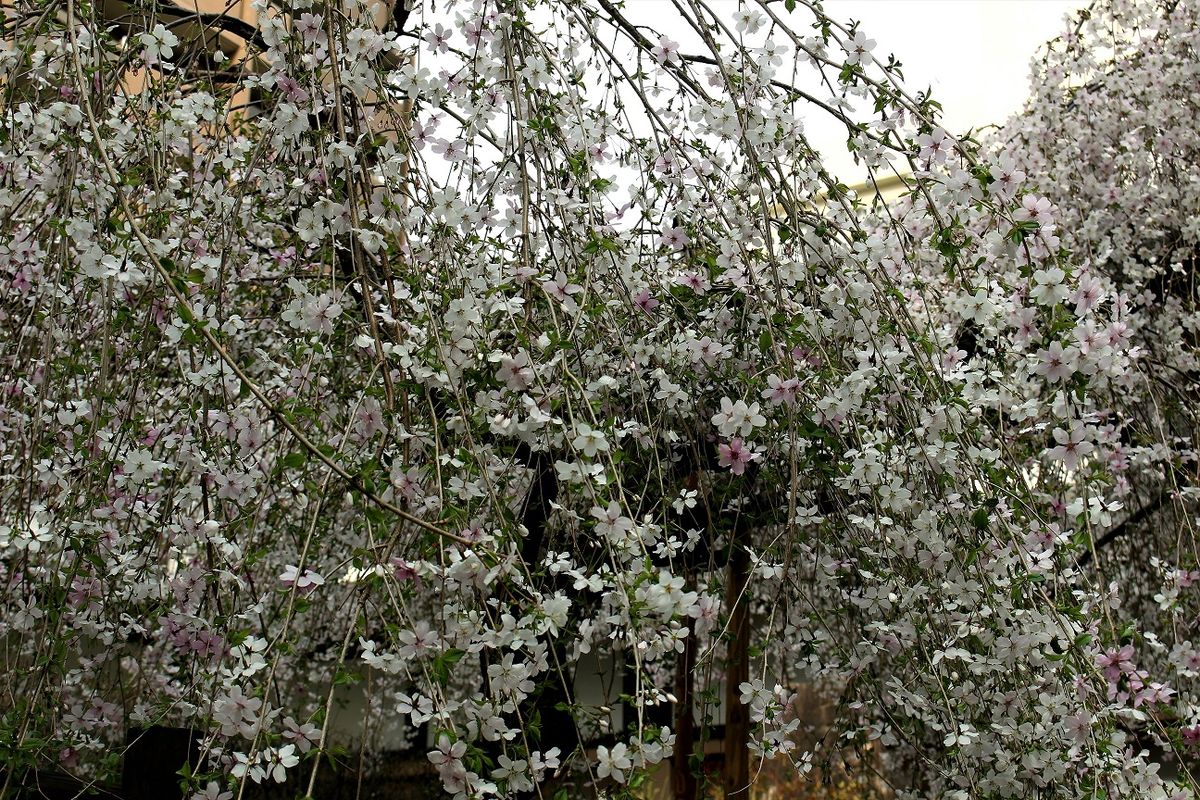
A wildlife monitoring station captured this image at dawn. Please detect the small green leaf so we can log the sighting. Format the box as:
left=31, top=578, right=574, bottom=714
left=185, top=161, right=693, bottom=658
left=333, top=666, right=359, bottom=686
left=970, top=507, right=990, bottom=531
left=280, top=451, right=306, bottom=470
left=432, top=648, right=466, bottom=686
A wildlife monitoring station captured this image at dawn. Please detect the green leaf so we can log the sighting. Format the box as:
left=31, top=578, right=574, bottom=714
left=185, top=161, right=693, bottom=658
left=332, top=666, right=359, bottom=686
left=280, top=451, right=307, bottom=470
left=970, top=506, right=990, bottom=531
left=431, top=648, right=466, bottom=686
left=1006, top=219, right=1040, bottom=243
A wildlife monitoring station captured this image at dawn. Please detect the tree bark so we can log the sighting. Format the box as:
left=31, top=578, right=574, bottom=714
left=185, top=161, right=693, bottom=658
left=122, top=726, right=201, bottom=800
left=672, top=610, right=698, bottom=800
left=722, top=529, right=751, bottom=797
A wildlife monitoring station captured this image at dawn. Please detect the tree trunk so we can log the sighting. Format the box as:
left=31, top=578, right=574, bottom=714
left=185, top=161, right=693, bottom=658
left=672, top=611, right=698, bottom=800
left=722, top=531, right=751, bottom=797
left=122, top=726, right=201, bottom=800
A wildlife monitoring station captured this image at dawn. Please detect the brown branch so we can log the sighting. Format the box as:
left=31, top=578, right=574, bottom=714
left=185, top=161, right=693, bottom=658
left=96, top=0, right=267, bottom=55
left=1078, top=489, right=1173, bottom=566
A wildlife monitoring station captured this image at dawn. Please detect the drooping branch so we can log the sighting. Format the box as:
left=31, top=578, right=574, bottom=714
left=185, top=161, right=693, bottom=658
left=1079, top=489, right=1174, bottom=566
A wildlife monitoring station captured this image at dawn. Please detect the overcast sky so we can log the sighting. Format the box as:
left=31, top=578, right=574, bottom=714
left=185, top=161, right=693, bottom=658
left=626, top=0, right=1087, bottom=185
left=814, top=0, right=1086, bottom=181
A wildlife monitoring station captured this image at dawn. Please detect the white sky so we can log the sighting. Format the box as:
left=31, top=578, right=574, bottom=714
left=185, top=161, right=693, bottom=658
left=628, top=0, right=1088, bottom=184
left=816, top=0, right=1087, bottom=181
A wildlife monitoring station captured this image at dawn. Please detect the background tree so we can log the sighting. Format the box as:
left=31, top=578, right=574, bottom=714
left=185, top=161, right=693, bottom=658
left=991, top=0, right=1200, bottom=781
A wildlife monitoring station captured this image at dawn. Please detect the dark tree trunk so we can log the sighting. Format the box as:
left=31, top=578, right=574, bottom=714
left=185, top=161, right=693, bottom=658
left=671, top=613, right=698, bottom=800
left=722, top=530, right=750, bottom=798
left=122, top=726, right=201, bottom=800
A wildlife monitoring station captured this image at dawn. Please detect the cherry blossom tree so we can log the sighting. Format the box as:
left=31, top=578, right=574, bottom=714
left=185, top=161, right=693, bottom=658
left=0, top=0, right=1196, bottom=798
left=989, top=0, right=1200, bottom=784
